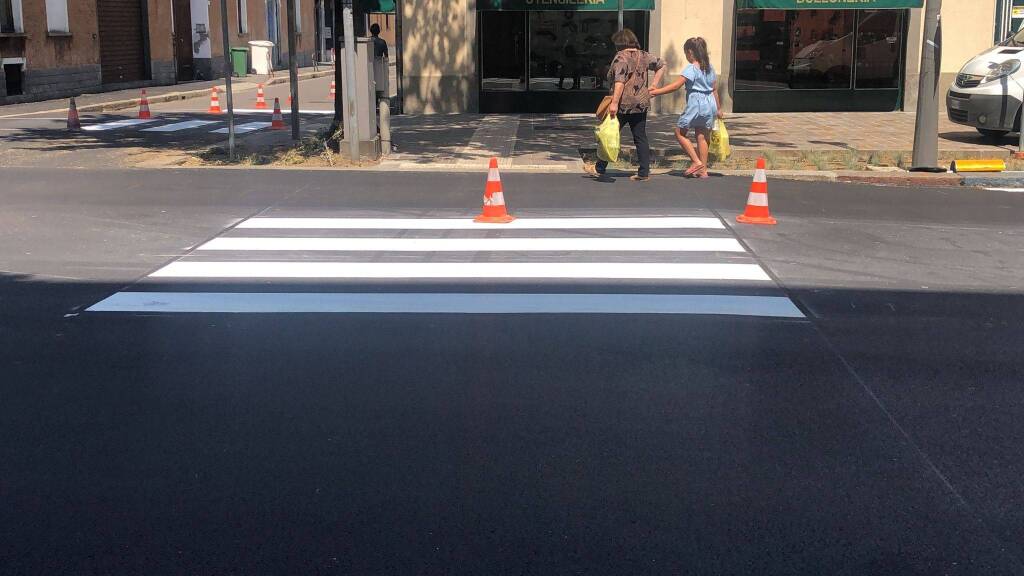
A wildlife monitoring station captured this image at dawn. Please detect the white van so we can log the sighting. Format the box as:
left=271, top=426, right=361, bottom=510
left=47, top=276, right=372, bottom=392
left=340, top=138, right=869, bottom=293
left=946, top=28, right=1024, bottom=138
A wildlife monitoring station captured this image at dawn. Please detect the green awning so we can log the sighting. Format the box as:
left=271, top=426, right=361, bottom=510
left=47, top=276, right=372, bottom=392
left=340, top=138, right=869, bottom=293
left=738, top=0, right=921, bottom=8
left=477, top=0, right=655, bottom=11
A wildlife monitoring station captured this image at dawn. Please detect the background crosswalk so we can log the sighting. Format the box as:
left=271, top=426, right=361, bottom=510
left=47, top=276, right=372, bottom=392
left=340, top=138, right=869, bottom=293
left=87, top=212, right=804, bottom=318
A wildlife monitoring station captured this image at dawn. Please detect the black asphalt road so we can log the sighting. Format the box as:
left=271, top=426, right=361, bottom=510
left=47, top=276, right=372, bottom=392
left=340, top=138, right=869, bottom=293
left=2, top=168, right=1023, bottom=574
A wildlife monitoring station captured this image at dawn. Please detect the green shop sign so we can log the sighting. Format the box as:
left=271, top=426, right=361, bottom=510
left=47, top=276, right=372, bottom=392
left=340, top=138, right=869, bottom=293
left=737, top=0, right=922, bottom=8
left=477, top=0, right=655, bottom=10
left=357, top=0, right=396, bottom=12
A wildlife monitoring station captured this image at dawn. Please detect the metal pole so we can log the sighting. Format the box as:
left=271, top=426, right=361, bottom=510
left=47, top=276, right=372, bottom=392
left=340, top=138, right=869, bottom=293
left=219, top=0, right=236, bottom=159
left=331, top=0, right=343, bottom=134
left=911, top=0, right=942, bottom=171
left=286, top=0, right=300, bottom=140
left=618, top=0, right=624, bottom=31
left=343, top=6, right=359, bottom=162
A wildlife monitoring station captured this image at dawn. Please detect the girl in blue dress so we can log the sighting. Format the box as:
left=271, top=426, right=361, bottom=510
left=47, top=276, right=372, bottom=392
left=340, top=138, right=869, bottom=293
left=650, top=37, right=723, bottom=178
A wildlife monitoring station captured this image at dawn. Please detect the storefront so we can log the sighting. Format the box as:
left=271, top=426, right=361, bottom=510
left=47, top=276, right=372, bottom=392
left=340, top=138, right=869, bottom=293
left=733, top=0, right=921, bottom=112
left=477, top=0, right=654, bottom=113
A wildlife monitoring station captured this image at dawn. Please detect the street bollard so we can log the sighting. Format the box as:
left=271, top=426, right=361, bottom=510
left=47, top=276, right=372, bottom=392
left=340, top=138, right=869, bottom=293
left=379, top=100, right=391, bottom=159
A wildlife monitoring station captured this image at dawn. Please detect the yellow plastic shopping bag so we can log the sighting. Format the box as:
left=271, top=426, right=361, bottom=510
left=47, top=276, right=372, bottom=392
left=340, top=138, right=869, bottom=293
left=710, top=119, right=731, bottom=162
left=595, top=115, right=620, bottom=163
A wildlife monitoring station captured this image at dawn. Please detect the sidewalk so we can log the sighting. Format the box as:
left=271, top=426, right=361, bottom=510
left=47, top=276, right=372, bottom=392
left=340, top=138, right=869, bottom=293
left=380, top=111, right=1018, bottom=172
left=0, top=65, right=333, bottom=118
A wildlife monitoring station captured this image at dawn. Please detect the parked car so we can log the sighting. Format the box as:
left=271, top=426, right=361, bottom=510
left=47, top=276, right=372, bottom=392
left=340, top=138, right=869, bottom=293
left=946, top=28, right=1024, bottom=138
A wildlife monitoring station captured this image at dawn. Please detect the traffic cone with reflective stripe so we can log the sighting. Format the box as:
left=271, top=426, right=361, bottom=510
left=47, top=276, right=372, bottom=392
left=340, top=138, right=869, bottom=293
left=271, top=97, right=286, bottom=130
left=474, top=158, right=515, bottom=224
left=255, top=84, right=268, bottom=109
left=329, top=80, right=336, bottom=98
left=208, top=87, right=222, bottom=114
left=67, top=97, right=81, bottom=131
left=138, top=89, right=152, bottom=119
left=737, top=158, right=777, bottom=226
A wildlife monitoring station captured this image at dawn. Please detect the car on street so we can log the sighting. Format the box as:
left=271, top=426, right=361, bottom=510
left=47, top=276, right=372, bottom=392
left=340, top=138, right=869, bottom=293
left=947, top=28, right=1024, bottom=138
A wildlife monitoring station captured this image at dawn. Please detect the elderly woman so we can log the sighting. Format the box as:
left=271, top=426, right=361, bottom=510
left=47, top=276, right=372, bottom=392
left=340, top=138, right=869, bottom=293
left=593, top=28, right=667, bottom=181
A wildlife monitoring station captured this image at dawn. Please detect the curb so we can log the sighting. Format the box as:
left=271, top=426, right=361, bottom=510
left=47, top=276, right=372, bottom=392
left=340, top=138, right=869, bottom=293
left=959, top=172, right=1024, bottom=188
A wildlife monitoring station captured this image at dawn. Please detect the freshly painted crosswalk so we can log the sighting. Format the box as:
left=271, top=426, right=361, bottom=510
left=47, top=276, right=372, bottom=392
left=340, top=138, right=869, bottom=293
left=141, top=119, right=218, bottom=132
left=87, top=213, right=804, bottom=318
left=211, top=121, right=272, bottom=134
left=234, top=217, right=726, bottom=230
left=83, top=118, right=157, bottom=131
left=197, top=237, right=746, bottom=252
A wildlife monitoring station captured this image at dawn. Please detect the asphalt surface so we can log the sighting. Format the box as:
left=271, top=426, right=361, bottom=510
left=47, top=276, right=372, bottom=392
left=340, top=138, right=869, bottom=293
left=2, top=168, right=1024, bottom=574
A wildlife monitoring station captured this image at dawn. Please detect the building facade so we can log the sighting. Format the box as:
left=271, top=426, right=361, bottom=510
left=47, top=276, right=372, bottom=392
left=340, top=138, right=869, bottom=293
left=398, top=0, right=1000, bottom=115
left=0, top=0, right=318, bottom=104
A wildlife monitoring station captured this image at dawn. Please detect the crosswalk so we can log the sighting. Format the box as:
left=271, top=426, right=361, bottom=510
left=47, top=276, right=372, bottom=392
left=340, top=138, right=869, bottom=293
left=86, top=212, right=804, bottom=318
left=80, top=110, right=328, bottom=135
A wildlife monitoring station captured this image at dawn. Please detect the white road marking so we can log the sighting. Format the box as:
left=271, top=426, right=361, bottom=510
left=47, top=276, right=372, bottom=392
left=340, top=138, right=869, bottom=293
left=149, top=261, right=772, bottom=281
left=231, top=108, right=334, bottom=115
left=82, top=118, right=158, bottom=131
left=984, top=187, right=1024, bottom=193
left=197, top=237, right=746, bottom=252
left=141, top=120, right=218, bottom=132
left=211, top=121, right=272, bottom=134
left=236, top=217, right=726, bottom=230
left=87, top=292, right=804, bottom=317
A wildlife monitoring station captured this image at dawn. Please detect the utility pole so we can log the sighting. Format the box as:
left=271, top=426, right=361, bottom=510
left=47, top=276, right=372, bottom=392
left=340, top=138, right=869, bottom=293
left=286, top=0, right=300, bottom=140
left=330, top=0, right=345, bottom=135
left=343, top=5, right=359, bottom=162
left=911, top=0, right=943, bottom=171
left=219, top=0, right=236, bottom=159
left=618, top=0, right=624, bottom=31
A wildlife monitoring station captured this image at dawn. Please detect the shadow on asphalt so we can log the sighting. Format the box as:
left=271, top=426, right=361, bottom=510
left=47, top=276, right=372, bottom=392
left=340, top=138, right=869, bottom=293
left=1, top=269, right=1023, bottom=573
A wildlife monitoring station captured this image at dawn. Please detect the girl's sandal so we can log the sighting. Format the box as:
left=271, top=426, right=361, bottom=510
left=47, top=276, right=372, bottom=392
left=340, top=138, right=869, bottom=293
left=684, top=162, right=705, bottom=177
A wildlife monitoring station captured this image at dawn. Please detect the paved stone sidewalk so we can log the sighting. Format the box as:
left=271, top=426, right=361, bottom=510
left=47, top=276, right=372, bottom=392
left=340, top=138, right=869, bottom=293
left=380, top=111, right=1016, bottom=171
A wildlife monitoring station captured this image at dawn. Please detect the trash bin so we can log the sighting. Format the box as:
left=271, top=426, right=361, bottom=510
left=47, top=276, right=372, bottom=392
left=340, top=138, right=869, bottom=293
left=248, top=40, right=276, bottom=75
left=230, top=47, right=249, bottom=77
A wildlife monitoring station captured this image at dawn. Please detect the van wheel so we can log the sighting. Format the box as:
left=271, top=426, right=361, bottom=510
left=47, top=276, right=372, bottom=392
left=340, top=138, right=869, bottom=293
left=977, top=128, right=1009, bottom=139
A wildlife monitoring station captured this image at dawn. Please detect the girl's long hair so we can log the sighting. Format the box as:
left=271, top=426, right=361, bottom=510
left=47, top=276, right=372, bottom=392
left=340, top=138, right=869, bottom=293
left=684, top=37, right=712, bottom=73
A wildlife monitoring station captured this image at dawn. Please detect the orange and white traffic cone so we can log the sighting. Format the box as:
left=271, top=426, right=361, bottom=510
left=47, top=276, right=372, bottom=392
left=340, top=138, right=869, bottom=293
left=474, top=158, right=515, bottom=224
left=254, top=84, right=268, bottom=109
left=737, top=158, right=777, bottom=226
left=271, top=98, right=286, bottom=130
left=208, top=87, right=222, bottom=114
left=67, top=97, right=81, bottom=131
left=329, top=80, right=336, bottom=98
left=138, top=89, right=152, bottom=119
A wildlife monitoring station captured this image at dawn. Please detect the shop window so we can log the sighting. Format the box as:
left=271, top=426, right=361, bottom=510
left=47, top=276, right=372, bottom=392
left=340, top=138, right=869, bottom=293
left=45, top=0, right=69, bottom=33
left=1, top=0, right=23, bottom=34
left=735, top=9, right=856, bottom=91
left=481, top=10, right=646, bottom=93
left=855, top=10, right=902, bottom=89
left=4, top=63, right=24, bottom=95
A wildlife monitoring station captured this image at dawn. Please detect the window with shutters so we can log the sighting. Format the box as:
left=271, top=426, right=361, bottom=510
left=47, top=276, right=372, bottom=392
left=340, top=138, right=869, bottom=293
left=237, top=0, right=248, bottom=34
left=0, top=0, right=23, bottom=34
left=45, top=0, right=69, bottom=33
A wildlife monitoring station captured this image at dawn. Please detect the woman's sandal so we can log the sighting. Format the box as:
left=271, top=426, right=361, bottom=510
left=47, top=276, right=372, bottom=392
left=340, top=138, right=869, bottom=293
left=684, top=162, right=705, bottom=177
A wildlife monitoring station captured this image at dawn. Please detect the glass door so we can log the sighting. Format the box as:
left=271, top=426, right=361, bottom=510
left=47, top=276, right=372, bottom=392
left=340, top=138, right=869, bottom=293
left=480, top=11, right=527, bottom=92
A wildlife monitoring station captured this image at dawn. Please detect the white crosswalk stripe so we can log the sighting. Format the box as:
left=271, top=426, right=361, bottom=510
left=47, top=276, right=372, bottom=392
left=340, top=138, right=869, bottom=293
left=141, top=120, right=219, bottom=132
left=87, top=214, right=804, bottom=318
left=83, top=118, right=157, bottom=131
left=211, top=121, right=272, bottom=134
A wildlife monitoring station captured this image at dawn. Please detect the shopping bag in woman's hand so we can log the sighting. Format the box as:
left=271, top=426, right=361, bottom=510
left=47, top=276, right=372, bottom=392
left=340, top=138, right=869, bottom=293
left=710, top=119, right=731, bottom=161
left=595, top=116, right=620, bottom=163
